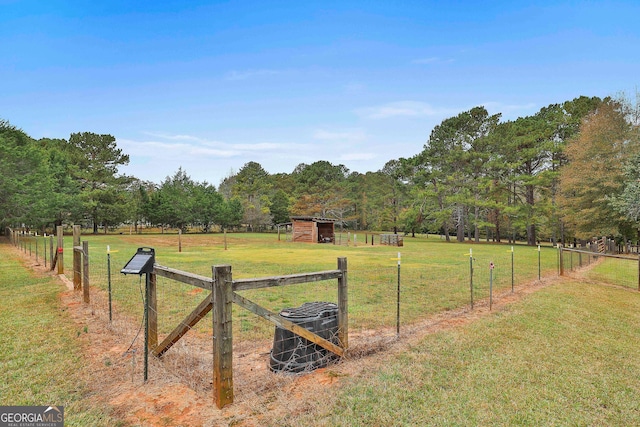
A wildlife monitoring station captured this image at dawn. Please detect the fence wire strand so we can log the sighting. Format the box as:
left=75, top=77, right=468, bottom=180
left=12, top=228, right=640, bottom=412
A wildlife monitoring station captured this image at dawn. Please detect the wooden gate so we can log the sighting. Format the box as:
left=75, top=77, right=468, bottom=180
left=147, top=257, right=348, bottom=409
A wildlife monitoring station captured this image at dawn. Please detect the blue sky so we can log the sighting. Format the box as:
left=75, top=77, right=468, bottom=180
left=2, top=0, right=639, bottom=185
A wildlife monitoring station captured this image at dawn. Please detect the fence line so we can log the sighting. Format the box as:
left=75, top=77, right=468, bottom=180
left=5, top=229, right=568, bottom=342
left=9, top=227, right=640, bottom=410
left=561, top=246, right=640, bottom=291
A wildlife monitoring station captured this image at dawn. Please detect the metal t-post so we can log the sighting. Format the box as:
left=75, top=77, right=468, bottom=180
left=107, top=246, right=112, bottom=323
left=489, top=262, right=494, bottom=311
left=511, top=246, right=514, bottom=293
left=538, top=245, right=541, bottom=281
left=396, top=252, right=401, bottom=336
left=469, top=249, right=474, bottom=309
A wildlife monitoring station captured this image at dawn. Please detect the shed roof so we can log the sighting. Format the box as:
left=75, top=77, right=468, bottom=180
left=291, top=216, right=337, bottom=223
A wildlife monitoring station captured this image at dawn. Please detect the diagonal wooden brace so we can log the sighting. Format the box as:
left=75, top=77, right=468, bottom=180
left=231, top=292, right=344, bottom=358
left=152, top=293, right=213, bottom=357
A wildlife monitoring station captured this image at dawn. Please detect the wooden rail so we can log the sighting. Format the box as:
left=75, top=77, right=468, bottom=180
left=232, top=270, right=342, bottom=291
left=154, top=264, right=213, bottom=290
left=231, top=292, right=345, bottom=357
left=145, top=257, right=348, bottom=410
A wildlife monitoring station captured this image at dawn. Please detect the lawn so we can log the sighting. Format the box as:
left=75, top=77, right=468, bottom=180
left=284, top=280, right=640, bottom=426
left=0, top=240, right=120, bottom=426
left=45, top=232, right=561, bottom=340
left=6, top=233, right=640, bottom=426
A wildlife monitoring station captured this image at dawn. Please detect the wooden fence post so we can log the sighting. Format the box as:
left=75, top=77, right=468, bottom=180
left=56, top=226, right=64, bottom=275
left=82, top=240, right=90, bottom=303
left=337, top=257, right=348, bottom=351
left=559, top=246, right=564, bottom=276
left=212, top=265, right=233, bottom=409
left=148, top=272, right=158, bottom=350
left=73, top=225, right=81, bottom=291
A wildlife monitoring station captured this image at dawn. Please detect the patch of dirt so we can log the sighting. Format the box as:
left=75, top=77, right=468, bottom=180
left=12, top=243, right=600, bottom=426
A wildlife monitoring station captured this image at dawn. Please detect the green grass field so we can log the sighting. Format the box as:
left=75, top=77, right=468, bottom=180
left=285, top=280, right=640, bottom=426
left=0, top=241, right=120, bottom=426
left=582, top=254, right=640, bottom=290
left=6, top=233, right=640, bottom=425
left=47, top=232, right=561, bottom=340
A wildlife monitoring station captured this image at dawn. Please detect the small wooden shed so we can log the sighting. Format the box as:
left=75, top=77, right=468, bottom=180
left=291, top=216, right=336, bottom=243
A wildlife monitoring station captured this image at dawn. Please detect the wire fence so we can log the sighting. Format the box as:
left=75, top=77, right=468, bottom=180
left=561, top=247, right=640, bottom=291
left=10, top=228, right=637, bottom=409
left=281, top=229, right=391, bottom=246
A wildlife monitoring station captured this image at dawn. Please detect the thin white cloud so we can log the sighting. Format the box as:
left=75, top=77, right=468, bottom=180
left=356, top=101, right=452, bottom=119
left=119, top=138, right=238, bottom=158
left=339, top=152, right=376, bottom=161
left=313, top=129, right=366, bottom=141
left=481, top=101, right=538, bottom=118
left=119, top=136, right=308, bottom=162
left=134, top=133, right=296, bottom=153
left=231, top=142, right=290, bottom=150
left=141, top=131, right=204, bottom=142
left=190, top=147, right=240, bottom=157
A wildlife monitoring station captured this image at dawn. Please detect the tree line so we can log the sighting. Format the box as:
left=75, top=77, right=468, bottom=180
left=2, top=93, right=639, bottom=244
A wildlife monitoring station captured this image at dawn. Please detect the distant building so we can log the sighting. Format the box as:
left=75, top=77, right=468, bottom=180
left=291, top=216, right=336, bottom=243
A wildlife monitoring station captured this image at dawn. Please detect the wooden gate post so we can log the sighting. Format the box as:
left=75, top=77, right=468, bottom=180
left=82, top=240, right=90, bottom=303
left=73, top=225, right=82, bottom=291
left=212, top=265, right=233, bottom=409
left=56, top=225, right=64, bottom=275
left=337, top=257, right=348, bottom=351
left=148, top=272, right=158, bottom=350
